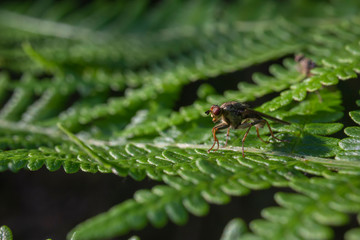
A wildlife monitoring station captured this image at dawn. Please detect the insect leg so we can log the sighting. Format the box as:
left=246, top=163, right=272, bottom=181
left=239, top=119, right=268, bottom=157
left=208, top=122, right=229, bottom=153
left=263, top=119, right=288, bottom=142
left=256, top=126, right=269, bottom=143
left=224, top=128, right=231, bottom=147
left=238, top=118, right=288, bottom=157
left=241, top=125, right=253, bottom=158
left=209, top=127, right=219, bottom=152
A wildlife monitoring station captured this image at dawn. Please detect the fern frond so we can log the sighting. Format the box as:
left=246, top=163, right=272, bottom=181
left=260, top=21, right=360, bottom=112
left=64, top=139, right=360, bottom=239
left=1, top=1, right=360, bottom=239
left=337, top=99, right=360, bottom=162
left=119, top=58, right=303, bottom=139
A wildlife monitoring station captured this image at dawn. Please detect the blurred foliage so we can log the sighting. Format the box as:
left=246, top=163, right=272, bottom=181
left=0, top=225, right=13, bottom=240
left=1, top=0, right=360, bottom=239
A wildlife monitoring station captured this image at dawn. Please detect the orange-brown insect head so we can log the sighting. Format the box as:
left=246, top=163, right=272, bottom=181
left=205, top=105, right=221, bottom=122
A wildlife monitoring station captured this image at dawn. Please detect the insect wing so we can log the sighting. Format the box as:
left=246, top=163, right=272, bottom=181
left=247, top=109, right=290, bottom=125
left=222, top=102, right=249, bottom=116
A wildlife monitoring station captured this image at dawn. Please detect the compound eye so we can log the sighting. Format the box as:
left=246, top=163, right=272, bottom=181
left=212, top=105, right=220, bottom=115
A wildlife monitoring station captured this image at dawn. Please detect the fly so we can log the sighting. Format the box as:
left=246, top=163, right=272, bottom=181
left=205, top=101, right=290, bottom=157
left=295, top=54, right=316, bottom=77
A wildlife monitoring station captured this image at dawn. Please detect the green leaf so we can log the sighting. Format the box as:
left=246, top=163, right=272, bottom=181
left=344, top=127, right=360, bottom=138
left=196, top=159, right=232, bottom=178
left=201, top=185, right=231, bottom=204
left=312, top=205, right=348, bottom=226
left=250, top=219, right=282, bottom=239
left=221, top=180, right=250, bottom=196
left=275, top=192, right=313, bottom=210
left=182, top=193, right=209, bottom=216
left=165, top=200, right=188, bottom=225
left=345, top=228, right=360, bottom=240
left=297, top=217, right=333, bottom=240
left=162, top=150, right=191, bottom=163
left=147, top=207, right=168, bottom=228
left=220, top=218, right=247, bottom=240
left=0, top=226, right=13, bottom=240
left=339, top=138, right=360, bottom=151
left=304, top=123, right=343, bottom=135
left=261, top=207, right=296, bottom=224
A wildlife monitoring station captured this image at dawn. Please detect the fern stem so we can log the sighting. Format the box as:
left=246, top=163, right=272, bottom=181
left=2, top=117, right=355, bottom=171
left=22, top=43, right=59, bottom=71
left=0, top=119, right=60, bottom=137
left=57, top=123, right=116, bottom=172
left=0, top=9, right=110, bottom=42
left=130, top=143, right=360, bottom=171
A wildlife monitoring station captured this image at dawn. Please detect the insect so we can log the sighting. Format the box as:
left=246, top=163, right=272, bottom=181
left=295, top=54, right=323, bottom=101
left=295, top=54, right=316, bottom=77
left=205, top=101, right=290, bottom=157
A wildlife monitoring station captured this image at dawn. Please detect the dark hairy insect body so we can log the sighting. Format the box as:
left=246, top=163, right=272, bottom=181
left=295, top=54, right=317, bottom=77
left=205, top=101, right=290, bottom=157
